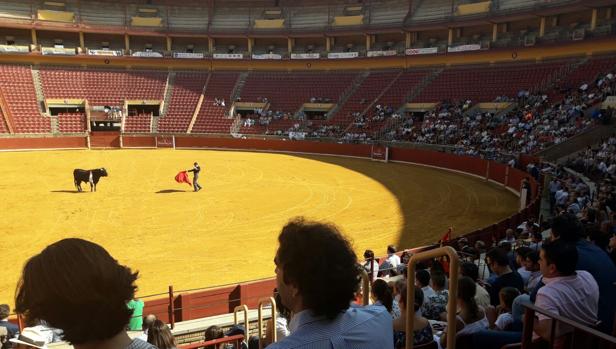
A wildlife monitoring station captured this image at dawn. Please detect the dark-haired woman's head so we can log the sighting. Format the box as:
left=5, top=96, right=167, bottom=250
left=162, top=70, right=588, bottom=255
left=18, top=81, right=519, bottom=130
left=15, top=238, right=139, bottom=345
left=371, top=279, right=393, bottom=313
left=147, top=320, right=176, bottom=349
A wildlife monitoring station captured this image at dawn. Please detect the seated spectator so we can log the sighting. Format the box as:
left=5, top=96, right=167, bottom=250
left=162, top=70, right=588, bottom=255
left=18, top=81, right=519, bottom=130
left=146, top=320, right=176, bottom=349
left=0, top=305, right=18, bottom=343
left=524, top=251, right=541, bottom=293
left=371, top=279, right=394, bottom=317
left=137, top=314, right=156, bottom=341
left=549, top=213, right=616, bottom=333
left=440, top=277, right=488, bottom=348
left=460, top=262, right=490, bottom=309
left=384, top=245, right=401, bottom=271
left=362, top=250, right=379, bottom=282
left=267, top=218, right=393, bottom=348
left=514, top=247, right=532, bottom=284
left=421, top=271, right=448, bottom=320
left=490, top=287, right=520, bottom=331
left=14, top=238, right=157, bottom=349
left=8, top=327, right=49, bottom=349
left=485, top=248, right=524, bottom=306
left=534, top=239, right=599, bottom=341
left=414, top=269, right=435, bottom=305
left=393, top=285, right=433, bottom=348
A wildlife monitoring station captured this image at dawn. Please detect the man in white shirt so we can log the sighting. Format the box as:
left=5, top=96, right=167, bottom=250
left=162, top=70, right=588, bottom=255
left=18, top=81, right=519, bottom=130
left=534, top=239, right=599, bottom=341
left=386, top=245, right=401, bottom=269
left=362, top=250, right=379, bottom=282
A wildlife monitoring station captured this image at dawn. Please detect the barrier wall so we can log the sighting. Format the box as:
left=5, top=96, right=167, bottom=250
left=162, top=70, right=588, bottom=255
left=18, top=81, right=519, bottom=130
left=0, top=136, right=540, bottom=324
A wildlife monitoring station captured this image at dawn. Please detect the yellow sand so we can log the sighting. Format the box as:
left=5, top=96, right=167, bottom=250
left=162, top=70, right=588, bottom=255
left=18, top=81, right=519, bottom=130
left=0, top=149, right=518, bottom=306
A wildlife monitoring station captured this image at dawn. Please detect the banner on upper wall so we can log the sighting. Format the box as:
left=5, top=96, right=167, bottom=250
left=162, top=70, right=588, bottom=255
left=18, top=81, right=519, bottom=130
left=0, top=45, right=29, bottom=53
left=251, top=53, right=282, bottom=60
left=405, top=47, right=438, bottom=55
left=447, top=44, right=481, bottom=53
left=366, top=50, right=397, bottom=57
left=131, top=51, right=163, bottom=58
left=42, top=47, right=76, bottom=56
left=327, top=52, right=359, bottom=59
left=173, top=52, right=204, bottom=59
left=290, top=53, right=320, bottom=59
left=87, top=49, right=122, bottom=56
left=213, top=53, right=244, bottom=59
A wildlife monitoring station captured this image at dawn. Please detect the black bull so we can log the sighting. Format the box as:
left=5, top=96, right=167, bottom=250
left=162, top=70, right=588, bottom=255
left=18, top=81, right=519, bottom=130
left=73, top=168, right=108, bottom=192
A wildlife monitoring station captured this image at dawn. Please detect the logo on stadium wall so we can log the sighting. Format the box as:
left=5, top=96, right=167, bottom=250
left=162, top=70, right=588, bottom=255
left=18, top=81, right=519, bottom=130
left=405, top=47, right=438, bottom=55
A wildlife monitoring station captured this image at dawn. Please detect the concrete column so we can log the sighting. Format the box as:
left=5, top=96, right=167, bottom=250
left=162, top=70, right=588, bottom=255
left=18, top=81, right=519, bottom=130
left=448, top=28, right=453, bottom=45
left=247, top=38, right=253, bottom=54
left=539, top=17, right=546, bottom=37
left=287, top=37, right=293, bottom=54
left=607, top=8, right=612, bottom=20
left=124, top=34, right=130, bottom=53
left=591, top=8, right=598, bottom=31
left=365, top=34, right=371, bottom=51
left=31, top=29, right=37, bottom=46
left=166, top=36, right=172, bottom=51
left=405, top=32, right=411, bottom=48
left=208, top=37, right=214, bottom=54
left=79, top=32, right=85, bottom=52
left=326, top=37, right=331, bottom=52
left=492, top=23, right=498, bottom=42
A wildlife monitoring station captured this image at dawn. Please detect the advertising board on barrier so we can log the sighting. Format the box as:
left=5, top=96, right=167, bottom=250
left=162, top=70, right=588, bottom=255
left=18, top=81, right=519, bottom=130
left=131, top=51, right=163, bottom=58
left=327, top=52, right=359, bottom=59
left=447, top=44, right=481, bottom=53
left=213, top=53, right=244, bottom=59
left=366, top=50, right=397, bottom=57
left=87, top=49, right=122, bottom=56
left=173, top=52, right=204, bottom=59
left=0, top=45, right=29, bottom=54
left=252, top=53, right=282, bottom=60
left=290, top=53, right=320, bottom=59
left=42, top=47, right=76, bottom=56
left=405, top=47, right=438, bottom=55
left=288, top=131, right=306, bottom=140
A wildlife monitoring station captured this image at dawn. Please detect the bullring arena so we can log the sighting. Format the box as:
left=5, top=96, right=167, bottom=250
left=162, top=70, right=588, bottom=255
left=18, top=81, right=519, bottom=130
left=0, top=146, right=518, bottom=305
left=1, top=0, right=616, bottom=347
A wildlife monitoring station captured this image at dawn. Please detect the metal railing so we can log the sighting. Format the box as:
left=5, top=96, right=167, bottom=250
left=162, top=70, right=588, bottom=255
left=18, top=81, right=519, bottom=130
left=406, top=246, right=460, bottom=349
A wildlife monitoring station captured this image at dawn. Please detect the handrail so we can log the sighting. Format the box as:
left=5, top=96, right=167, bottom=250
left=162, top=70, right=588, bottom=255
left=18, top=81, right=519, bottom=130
left=257, top=297, right=277, bottom=349
left=521, top=303, right=616, bottom=348
left=234, top=304, right=249, bottom=329
left=178, top=334, right=245, bottom=349
left=406, top=246, right=460, bottom=349
left=360, top=268, right=371, bottom=306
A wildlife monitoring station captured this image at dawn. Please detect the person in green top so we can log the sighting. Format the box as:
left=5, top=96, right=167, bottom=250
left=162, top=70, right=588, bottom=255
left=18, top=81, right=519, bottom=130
left=127, top=299, right=144, bottom=331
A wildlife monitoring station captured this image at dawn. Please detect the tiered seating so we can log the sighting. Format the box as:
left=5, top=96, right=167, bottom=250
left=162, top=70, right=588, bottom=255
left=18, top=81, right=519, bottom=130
left=330, top=71, right=401, bottom=130
left=0, top=106, right=9, bottom=133
left=551, top=56, right=616, bottom=100
left=369, top=0, right=408, bottom=25
left=80, top=1, right=126, bottom=26
left=240, top=72, right=357, bottom=114
left=57, top=112, right=86, bottom=133
left=158, top=72, right=208, bottom=133
left=168, top=5, right=209, bottom=31
left=40, top=68, right=168, bottom=107
left=191, top=72, right=239, bottom=134
left=288, top=6, right=329, bottom=29
left=124, top=114, right=152, bottom=133
left=0, top=0, right=32, bottom=21
left=0, top=65, right=50, bottom=133
left=414, top=61, right=567, bottom=103
left=410, top=0, right=452, bottom=22
left=210, top=7, right=251, bottom=31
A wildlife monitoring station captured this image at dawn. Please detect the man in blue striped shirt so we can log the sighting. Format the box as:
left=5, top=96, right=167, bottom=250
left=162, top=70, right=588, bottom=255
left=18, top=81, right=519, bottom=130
left=268, top=218, right=393, bottom=349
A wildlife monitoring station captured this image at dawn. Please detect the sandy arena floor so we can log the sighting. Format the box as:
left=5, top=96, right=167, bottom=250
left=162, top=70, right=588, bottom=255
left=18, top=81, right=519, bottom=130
left=0, top=149, right=518, bottom=305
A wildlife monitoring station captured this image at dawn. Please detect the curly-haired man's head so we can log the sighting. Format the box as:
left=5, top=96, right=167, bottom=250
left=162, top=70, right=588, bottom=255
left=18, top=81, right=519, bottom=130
left=275, top=217, right=360, bottom=320
left=15, top=238, right=139, bottom=345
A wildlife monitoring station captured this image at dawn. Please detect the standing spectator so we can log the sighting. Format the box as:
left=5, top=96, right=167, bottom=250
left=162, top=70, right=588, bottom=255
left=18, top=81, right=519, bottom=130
left=381, top=245, right=401, bottom=275
left=14, top=238, right=157, bottom=349
left=362, top=250, right=379, bottom=282
left=0, top=305, right=18, bottom=342
left=268, top=218, right=393, bottom=348
left=127, top=299, right=144, bottom=331
left=485, top=248, right=524, bottom=306
left=146, top=320, right=176, bottom=349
